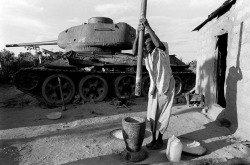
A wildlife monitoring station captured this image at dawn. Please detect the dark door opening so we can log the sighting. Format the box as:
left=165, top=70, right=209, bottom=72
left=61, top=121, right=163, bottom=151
left=216, top=33, right=228, bottom=108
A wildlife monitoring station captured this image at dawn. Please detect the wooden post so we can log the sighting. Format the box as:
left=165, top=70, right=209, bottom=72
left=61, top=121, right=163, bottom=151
left=58, top=76, right=66, bottom=111
left=135, top=0, right=147, bottom=96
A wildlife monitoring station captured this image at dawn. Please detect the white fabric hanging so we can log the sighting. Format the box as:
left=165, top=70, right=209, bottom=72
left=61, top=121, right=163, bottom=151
left=144, top=45, right=175, bottom=134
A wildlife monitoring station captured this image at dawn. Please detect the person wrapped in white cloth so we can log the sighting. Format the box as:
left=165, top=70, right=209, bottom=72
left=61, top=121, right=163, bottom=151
left=132, top=18, right=175, bottom=150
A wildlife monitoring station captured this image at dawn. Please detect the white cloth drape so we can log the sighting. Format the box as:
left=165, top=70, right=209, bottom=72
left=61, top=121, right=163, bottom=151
left=144, top=46, right=175, bottom=134
left=144, top=47, right=173, bottom=95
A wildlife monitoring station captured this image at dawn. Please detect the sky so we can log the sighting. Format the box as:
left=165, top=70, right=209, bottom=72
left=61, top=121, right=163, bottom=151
left=0, top=0, right=226, bottom=63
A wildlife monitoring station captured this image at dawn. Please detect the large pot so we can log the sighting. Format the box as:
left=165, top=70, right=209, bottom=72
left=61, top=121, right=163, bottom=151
left=122, top=117, right=146, bottom=152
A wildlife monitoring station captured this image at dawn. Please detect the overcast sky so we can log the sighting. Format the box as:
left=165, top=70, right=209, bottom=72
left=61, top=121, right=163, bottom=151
left=0, top=0, right=226, bottom=62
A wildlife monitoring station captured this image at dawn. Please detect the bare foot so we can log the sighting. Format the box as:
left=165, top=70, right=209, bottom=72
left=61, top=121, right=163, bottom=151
left=150, top=141, right=163, bottom=150
left=146, top=140, right=156, bottom=149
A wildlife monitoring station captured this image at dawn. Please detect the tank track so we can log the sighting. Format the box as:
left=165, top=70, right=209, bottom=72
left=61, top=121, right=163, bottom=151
left=14, top=55, right=195, bottom=106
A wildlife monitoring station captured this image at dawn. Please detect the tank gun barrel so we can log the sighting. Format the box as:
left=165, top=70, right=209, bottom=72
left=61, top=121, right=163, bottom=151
left=5, top=40, right=58, bottom=47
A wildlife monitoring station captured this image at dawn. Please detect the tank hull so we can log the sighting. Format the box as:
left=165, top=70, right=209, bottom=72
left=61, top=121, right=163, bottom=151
left=14, top=54, right=195, bottom=106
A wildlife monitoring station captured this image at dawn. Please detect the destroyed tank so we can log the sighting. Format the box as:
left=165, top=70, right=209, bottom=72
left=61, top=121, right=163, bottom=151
left=6, top=17, right=195, bottom=106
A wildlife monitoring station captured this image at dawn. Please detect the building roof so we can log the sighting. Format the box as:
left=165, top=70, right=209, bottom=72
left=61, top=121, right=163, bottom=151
left=193, top=0, right=236, bottom=31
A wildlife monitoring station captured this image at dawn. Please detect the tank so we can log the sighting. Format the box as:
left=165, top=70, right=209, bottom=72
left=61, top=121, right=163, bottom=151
left=6, top=17, right=195, bottom=106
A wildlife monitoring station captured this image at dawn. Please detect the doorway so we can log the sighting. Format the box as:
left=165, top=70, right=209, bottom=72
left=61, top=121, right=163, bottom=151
left=216, top=33, right=228, bottom=108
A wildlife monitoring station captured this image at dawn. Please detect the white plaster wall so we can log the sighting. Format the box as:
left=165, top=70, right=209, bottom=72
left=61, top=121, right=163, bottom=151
left=196, top=0, right=250, bottom=140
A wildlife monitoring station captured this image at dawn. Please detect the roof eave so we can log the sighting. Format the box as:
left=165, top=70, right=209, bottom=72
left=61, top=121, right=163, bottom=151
left=192, top=0, right=236, bottom=31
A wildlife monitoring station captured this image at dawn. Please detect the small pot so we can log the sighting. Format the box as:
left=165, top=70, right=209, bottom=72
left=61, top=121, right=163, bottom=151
left=119, top=97, right=127, bottom=105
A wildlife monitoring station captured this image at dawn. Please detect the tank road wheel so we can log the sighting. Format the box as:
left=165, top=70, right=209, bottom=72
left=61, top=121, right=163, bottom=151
left=114, top=75, right=135, bottom=98
left=42, top=74, right=75, bottom=105
left=15, top=71, right=39, bottom=90
left=79, top=75, right=108, bottom=102
left=141, top=75, right=150, bottom=97
left=174, top=75, right=182, bottom=96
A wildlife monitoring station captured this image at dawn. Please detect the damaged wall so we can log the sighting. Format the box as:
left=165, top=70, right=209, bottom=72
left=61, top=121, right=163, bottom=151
left=195, top=0, right=250, bottom=140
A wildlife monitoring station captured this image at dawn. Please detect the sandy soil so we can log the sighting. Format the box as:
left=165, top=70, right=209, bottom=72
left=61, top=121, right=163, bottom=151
left=0, top=84, right=247, bottom=165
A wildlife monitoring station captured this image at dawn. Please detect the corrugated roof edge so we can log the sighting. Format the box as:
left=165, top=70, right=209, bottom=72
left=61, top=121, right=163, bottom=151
left=192, top=0, right=236, bottom=31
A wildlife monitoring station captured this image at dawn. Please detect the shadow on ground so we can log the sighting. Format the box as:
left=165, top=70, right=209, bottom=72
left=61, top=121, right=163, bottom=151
left=0, top=85, right=148, bottom=130
left=62, top=139, right=198, bottom=165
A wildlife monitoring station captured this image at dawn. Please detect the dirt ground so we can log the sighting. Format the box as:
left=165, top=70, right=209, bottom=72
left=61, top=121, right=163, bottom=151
left=0, top=84, right=248, bottom=165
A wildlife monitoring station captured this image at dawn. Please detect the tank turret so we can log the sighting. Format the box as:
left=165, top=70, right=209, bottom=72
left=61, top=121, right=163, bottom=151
left=58, top=17, right=135, bottom=53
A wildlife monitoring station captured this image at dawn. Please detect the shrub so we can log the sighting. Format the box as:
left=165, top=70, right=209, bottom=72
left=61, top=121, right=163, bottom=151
left=0, top=49, right=18, bottom=82
left=0, top=49, right=37, bottom=83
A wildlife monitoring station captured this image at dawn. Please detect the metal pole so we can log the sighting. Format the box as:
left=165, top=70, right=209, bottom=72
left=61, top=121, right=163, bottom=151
left=135, top=0, right=147, bottom=96
left=58, top=76, right=66, bottom=111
